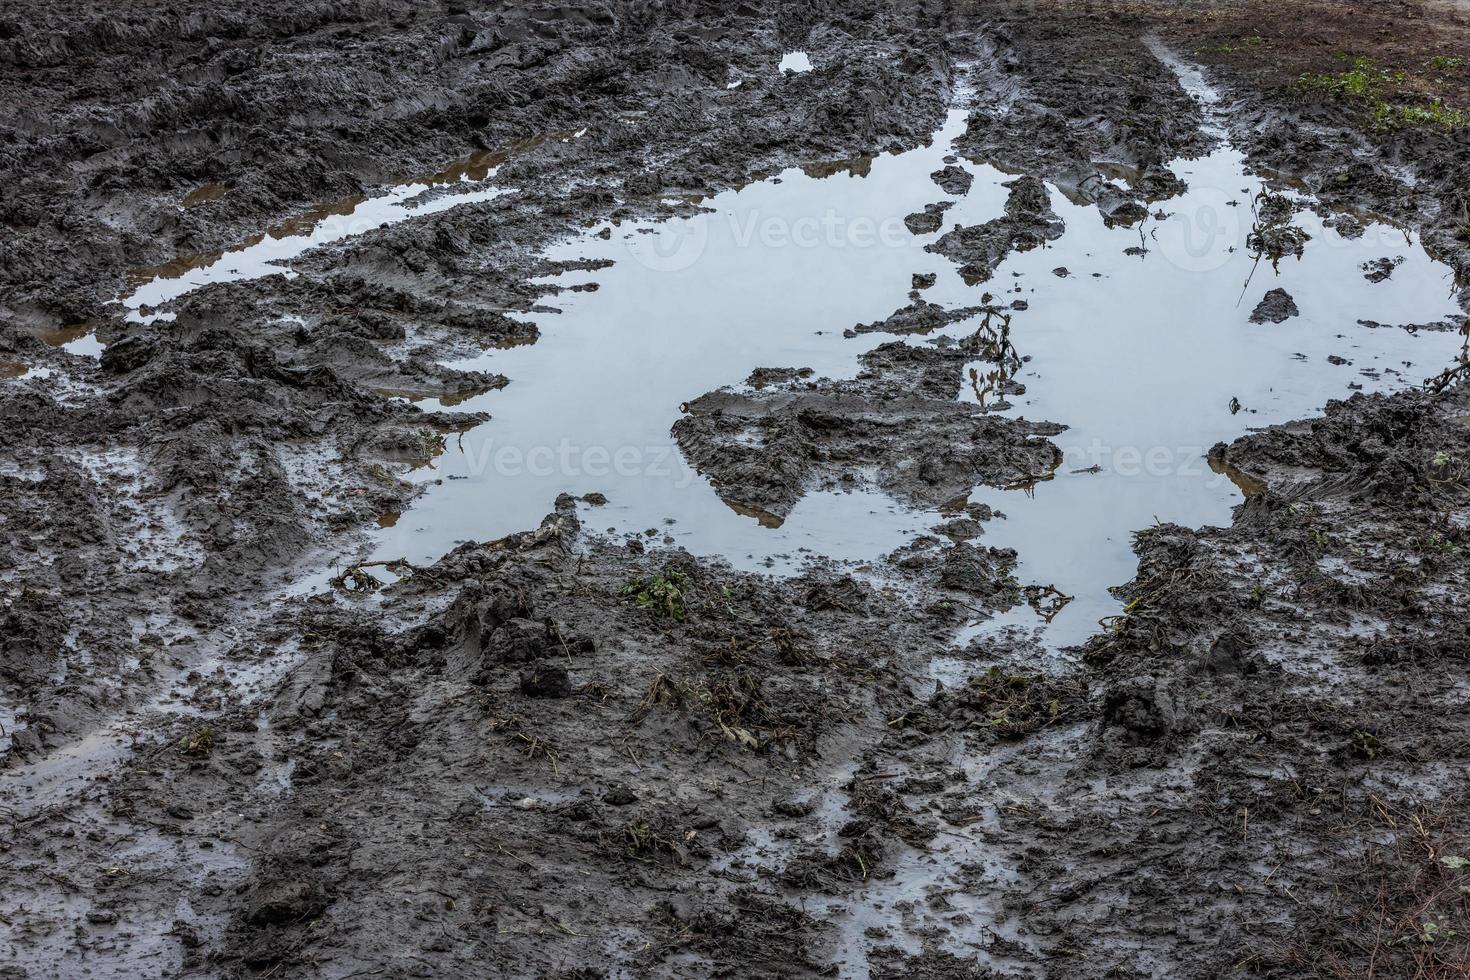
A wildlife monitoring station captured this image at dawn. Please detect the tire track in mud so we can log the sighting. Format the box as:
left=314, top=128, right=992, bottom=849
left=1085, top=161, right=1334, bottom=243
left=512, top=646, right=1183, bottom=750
left=5, top=5, right=1470, bottom=977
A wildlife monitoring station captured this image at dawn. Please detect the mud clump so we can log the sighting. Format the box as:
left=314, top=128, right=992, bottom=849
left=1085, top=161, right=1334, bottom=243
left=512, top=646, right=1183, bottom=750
left=845, top=297, right=985, bottom=337
left=746, top=366, right=815, bottom=388
left=673, top=342, right=1063, bottom=519
left=902, top=200, right=953, bottom=235
left=1362, top=255, right=1405, bottom=282
left=930, top=164, right=974, bottom=195
left=926, top=175, right=1065, bottom=284
left=1249, top=287, right=1301, bottom=323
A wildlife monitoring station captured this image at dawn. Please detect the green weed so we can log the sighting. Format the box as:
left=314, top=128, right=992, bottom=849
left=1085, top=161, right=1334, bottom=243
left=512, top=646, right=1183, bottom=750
left=1352, top=730, right=1383, bottom=759
left=1196, top=34, right=1265, bottom=55
left=1371, top=99, right=1467, bottom=131
left=1298, top=56, right=1403, bottom=98
left=621, top=570, right=689, bottom=619
left=1425, top=532, right=1462, bottom=557
left=1298, top=55, right=1466, bottom=130
left=178, top=726, right=214, bottom=757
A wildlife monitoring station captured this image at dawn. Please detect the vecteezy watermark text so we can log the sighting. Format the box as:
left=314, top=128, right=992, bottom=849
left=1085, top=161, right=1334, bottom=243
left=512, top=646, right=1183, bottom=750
left=457, top=438, right=698, bottom=487
left=625, top=207, right=911, bottom=271
left=440, top=435, right=1254, bottom=493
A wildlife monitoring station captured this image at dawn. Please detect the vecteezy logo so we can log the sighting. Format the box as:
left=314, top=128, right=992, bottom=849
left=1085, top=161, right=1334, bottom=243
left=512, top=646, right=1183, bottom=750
left=624, top=214, right=710, bottom=273
left=1153, top=184, right=1243, bottom=274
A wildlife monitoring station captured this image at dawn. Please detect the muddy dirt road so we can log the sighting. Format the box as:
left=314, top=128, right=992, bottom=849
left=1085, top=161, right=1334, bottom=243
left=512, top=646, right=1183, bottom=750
left=4, top=1, right=1470, bottom=977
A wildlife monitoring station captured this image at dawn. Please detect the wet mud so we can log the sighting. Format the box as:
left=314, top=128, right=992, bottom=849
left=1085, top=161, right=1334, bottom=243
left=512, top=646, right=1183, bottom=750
left=5, top=1, right=1470, bottom=978
left=673, top=340, right=1064, bottom=520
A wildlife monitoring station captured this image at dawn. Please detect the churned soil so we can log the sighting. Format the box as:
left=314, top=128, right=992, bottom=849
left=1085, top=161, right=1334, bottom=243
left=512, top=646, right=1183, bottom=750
left=3, top=1, right=1470, bottom=977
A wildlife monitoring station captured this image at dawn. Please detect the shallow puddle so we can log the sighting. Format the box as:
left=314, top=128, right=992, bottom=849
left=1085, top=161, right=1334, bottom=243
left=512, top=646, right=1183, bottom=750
left=35, top=321, right=106, bottom=358
left=364, top=81, right=1462, bottom=650
left=951, top=47, right=1466, bottom=647
left=779, top=51, right=814, bottom=73
left=181, top=181, right=228, bottom=208
left=124, top=62, right=1467, bottom=650
left=950, top=158, right=1460, bottom=645
left=118, top=136, right=574, bottom=320
left=368, top=106, right=993, bottom=571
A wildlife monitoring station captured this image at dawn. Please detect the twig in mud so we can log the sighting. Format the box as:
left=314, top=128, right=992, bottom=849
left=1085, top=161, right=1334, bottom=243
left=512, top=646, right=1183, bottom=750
left=329, top=558, right=421, bottom=593
left=617, top=734, right=644, bottom=771
left=1022, top=583, right=1074, bottom=623
left=1237, top=252, right=1264, bottom=308
left=514, top=731, right=560, bottom=775
left=1424, top=326, right=1470, bottom=393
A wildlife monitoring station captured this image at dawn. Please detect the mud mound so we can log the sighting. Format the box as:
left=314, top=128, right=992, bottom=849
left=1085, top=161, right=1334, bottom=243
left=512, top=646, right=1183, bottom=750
left=1249, top=287, right=1300, bottom=323
left=673, top=342, right=1064, bottom=519
left=925, top=175, right=1065, bottom=285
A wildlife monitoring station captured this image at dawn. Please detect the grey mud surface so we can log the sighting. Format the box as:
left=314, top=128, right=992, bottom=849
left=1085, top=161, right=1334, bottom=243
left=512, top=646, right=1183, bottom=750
left=4, top=2, right=1470, bottom=978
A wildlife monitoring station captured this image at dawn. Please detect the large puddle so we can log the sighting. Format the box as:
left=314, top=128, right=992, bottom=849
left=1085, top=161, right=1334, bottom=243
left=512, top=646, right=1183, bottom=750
left=362, top=81, right=1462, bottom=648
left=122, top=60, right=1466, bottom=651
left=40, top=49, right=1468, bottom=980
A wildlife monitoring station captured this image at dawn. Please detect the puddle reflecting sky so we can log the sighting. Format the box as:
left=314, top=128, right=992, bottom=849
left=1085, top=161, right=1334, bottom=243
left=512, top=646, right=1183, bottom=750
left=953, top=141, right=1461, bottom=647
left=120, top=155, right=526, bottom=320
left=118, top=70, right=1465, bottom=648
left=369, top=96, right=1461, bottom=650
left=372, top=106, right=995, bottom=571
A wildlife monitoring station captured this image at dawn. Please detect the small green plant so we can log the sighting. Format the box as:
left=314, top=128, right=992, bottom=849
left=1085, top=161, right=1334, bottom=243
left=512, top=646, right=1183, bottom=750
left=622, top=570, right=689, bottom=619
left=1425, top=532, right=1462, bottom=556
left=1298, top=56, right=1403, bottom=98
left=601, top=815, right=687, bottom=865
left=1299, top=55, right=1466, bottom=130
left=1197, top=34, right=1265, bottom=55
left=1427, top=55, right=1465, bottom=74
left=178, top=726, right=214, bottom=757
left=619, top=816, right=660, bottom=857
left=1352, top=730, right=1383, bottom=760
left=1371, top=99, right=1467, bottom=131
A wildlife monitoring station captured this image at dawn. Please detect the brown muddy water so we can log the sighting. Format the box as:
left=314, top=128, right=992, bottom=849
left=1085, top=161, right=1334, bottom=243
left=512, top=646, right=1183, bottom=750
left=126, top=68, right=1466, bottom=655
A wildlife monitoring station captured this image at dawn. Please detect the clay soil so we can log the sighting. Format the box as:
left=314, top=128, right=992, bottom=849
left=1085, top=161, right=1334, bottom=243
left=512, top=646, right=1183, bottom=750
left=3, top=1, right=1470, bottom=977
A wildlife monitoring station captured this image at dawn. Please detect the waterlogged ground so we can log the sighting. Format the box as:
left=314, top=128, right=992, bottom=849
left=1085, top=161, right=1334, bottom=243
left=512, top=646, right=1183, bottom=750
left=6, top=3, right=1470, bottom=977
left=956, top=143, right=1463, bottom=645
left=369, top=106, right=992, bottom=569
left=121, top=148, right=533, bottom=321
left=347, top=73, right=1466, bottom=648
